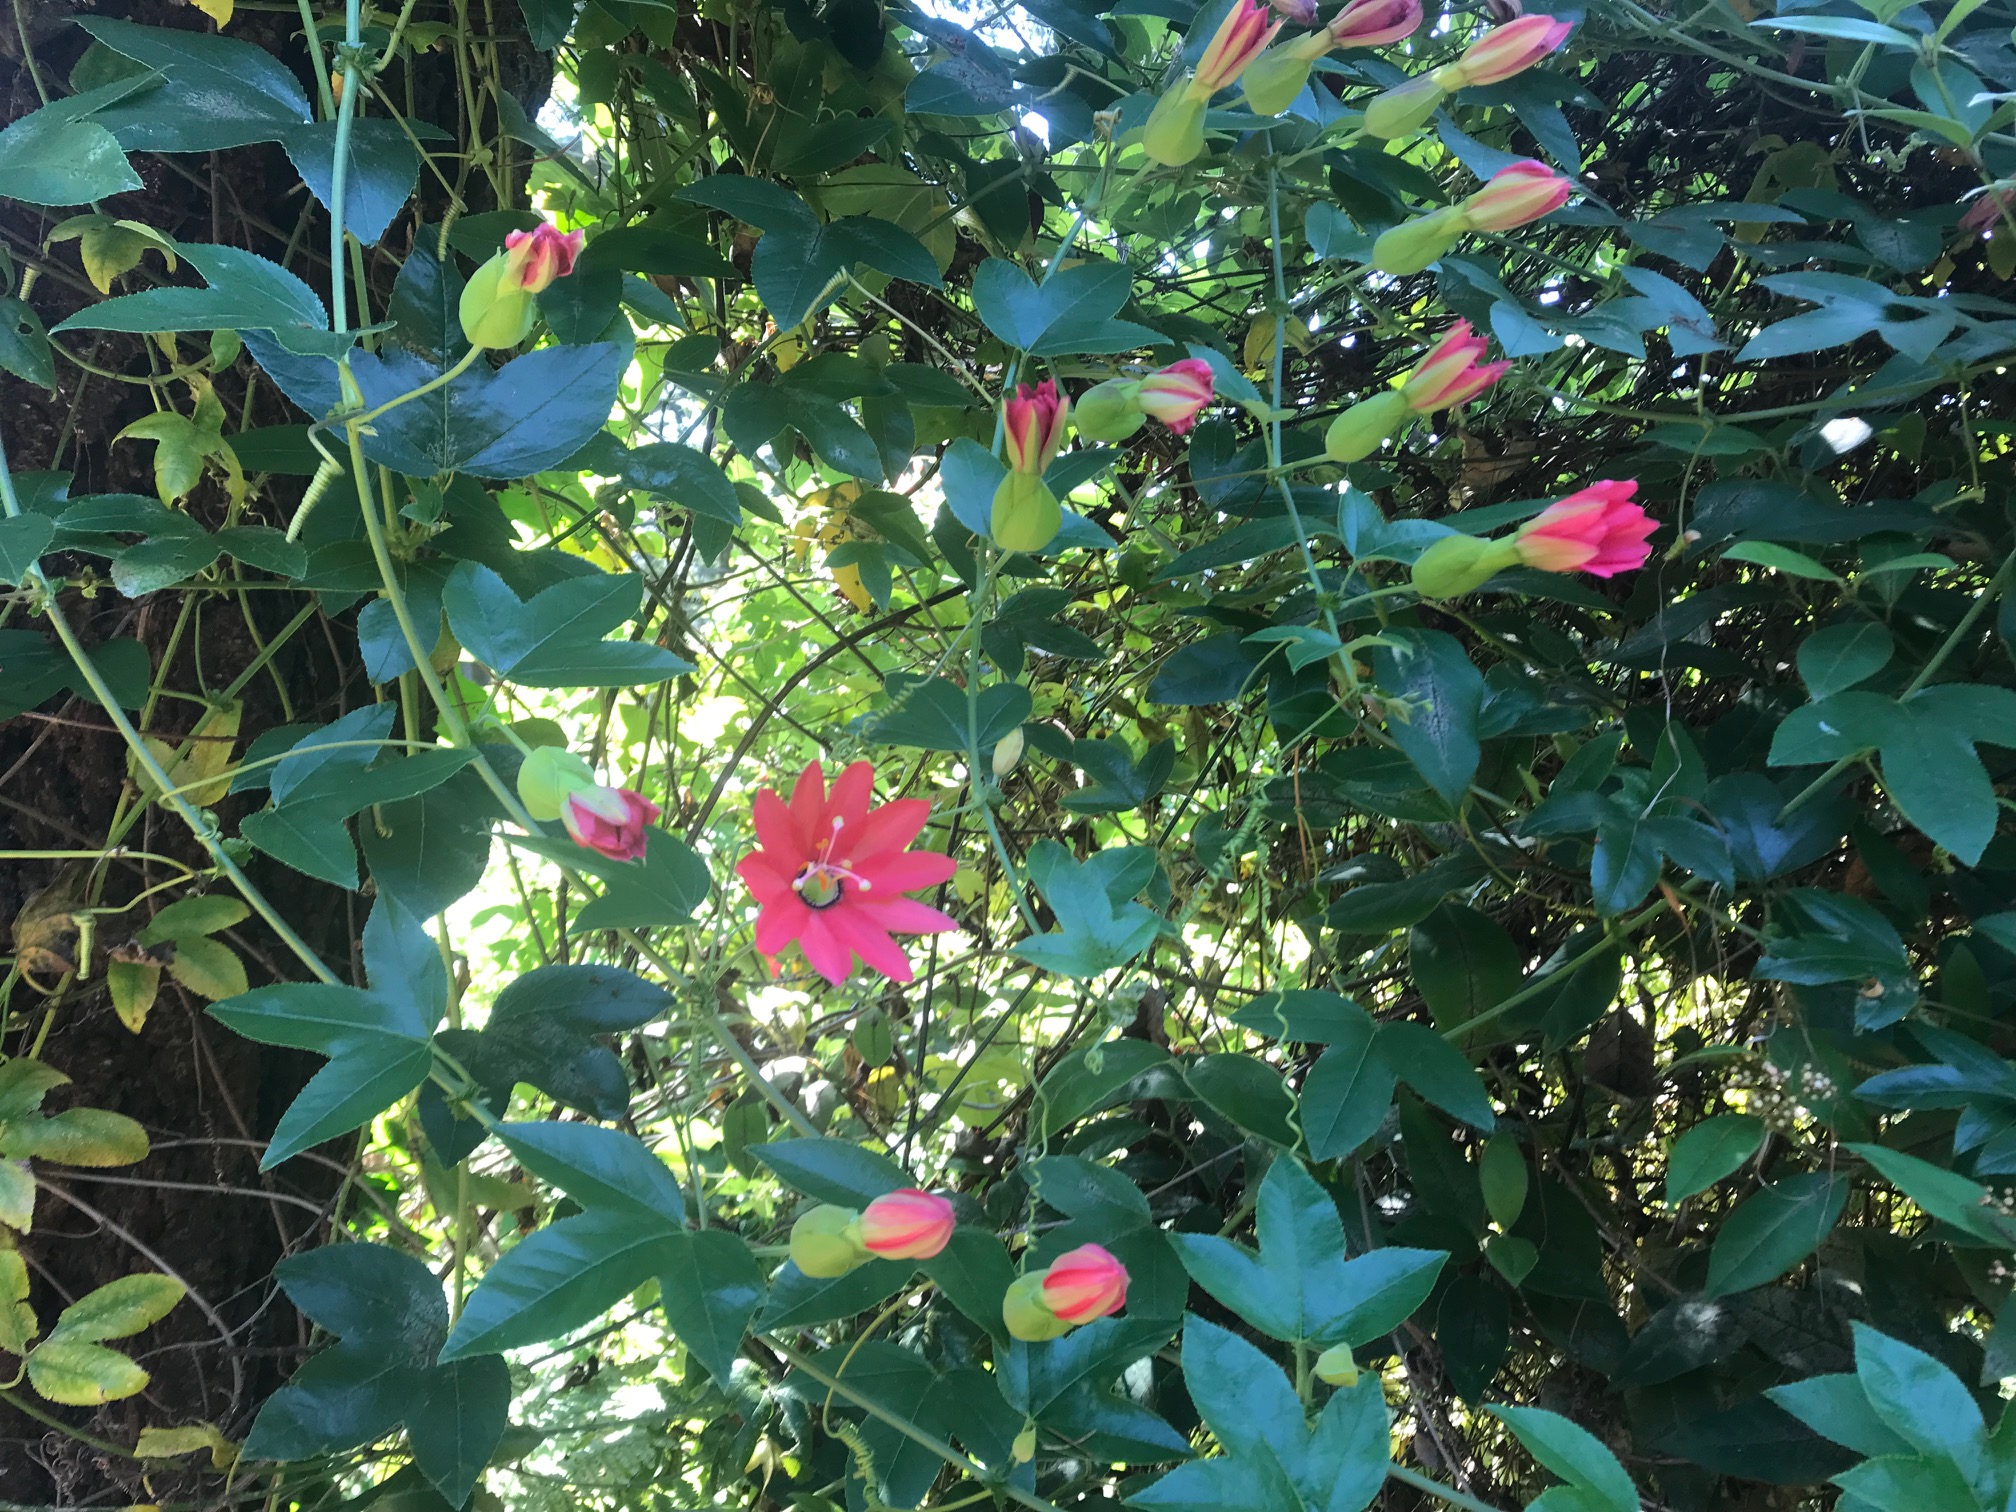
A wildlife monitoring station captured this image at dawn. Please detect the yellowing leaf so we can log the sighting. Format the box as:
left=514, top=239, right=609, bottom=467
left=116, top=412, right=211, bottom=506
left=47, top=216, right=178, bottom=296
left=164, top=935, right=246, bottom=1002
left=7, top=1107, right=151, bottom=1168
left=0, top=1248, right=38, bottom=1355
left=136, top=1423, right=237, bottom=1470
left=131, top=700, right=241, bottom=807
left=187, top=0, right=233, bottom=24
left=0, top=1161, right=30, bottom=1232
left=55, top=1274, right=185, bottom=1343
left=107, top=960, right=162, bottom=1035
left=26, top=1337, right=150, bottom=1405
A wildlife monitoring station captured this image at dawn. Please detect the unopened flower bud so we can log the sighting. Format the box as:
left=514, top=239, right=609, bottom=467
left=1410, top=533, right=1515, bottom=599
left=1324, top=389, right=1411, bottom=462
left=1361, top=73, right=1446, bottom=139
left=992, top=727, right=1026, bottom=778
left=516, top=745, right=597, bottom=822
left=789, top=1204, right=869, bottom=1278
left=992, top=471, right=1062, bottom=555
left=857, top=1189, right=955, bottom=1260
left=1012, top=1423, right=1039, bottom=1462
left=1370, top=205, right=1467, bottom=276
left=1073, top=377, right=1147, bottom=442
left=1314, top=1343, right=1360, bottom=1386
left=1003, top=1272, right=1076, bottom=1341
left=1142, top=86, right=1209, bottom=167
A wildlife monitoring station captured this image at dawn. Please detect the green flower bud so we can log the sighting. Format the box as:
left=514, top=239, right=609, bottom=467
left=1002, top=1272, right=1075, bottom=1342
left=1410, top=533, right=1518, bottom=599
left=458, top=250, right=537, bottom=350
left=992, top=727, right=1026, bottom=779
left=1370, top=206, right=1467, bottom=277
left=1240, top=46, right=1317, bottom=117
left=1361, top=72, right=1446, bottom=139
left=1012, top=1424, right=1038, bottom=1463
left=1072, top=378, right=1147, bottom=442
left=516, top=745, right=597, bottom=822
left=1323, top=389, right=1412, bottom=463
left=1142, top=86, right=1208, bottom=168
left=991, top=471, right=1063, bottom=555
left=789, top=1204, right=869, bottom=1278
left=1314, top=1343, right=1360, bottom=1387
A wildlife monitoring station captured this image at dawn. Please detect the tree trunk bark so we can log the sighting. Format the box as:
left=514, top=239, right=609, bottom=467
left=0, top=3, right=544, bottom=1499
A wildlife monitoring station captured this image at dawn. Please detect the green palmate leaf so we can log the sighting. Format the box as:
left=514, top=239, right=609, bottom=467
left=970, top=259, right=1161, bottom=355
left=1015, top=843, right=1166, bottom=978
left=244, top=1244, right=509, bottom=1503
left=1300, top=1009, right=1394, bottom=1160
left=1370, top=630, right=1484, bottom=806
left=1409, top=904, right=1521, bottom=1039
left=1131, top=1318, right=1389, bottom=1512
left=757, top=1257, right=912, bottom=1330
left=0, top=515, right=53, bottom=587
left=1703, top=1173, right=1849, bottom=1297
left=208, top=901, right=444, bottom=1167
left=437, top=966, right=668, bottom=1123
left=1170, top=1156, right=1445, bottom=1346
left=509, top=828, right=712, bottom=929
left=755, top=1136, right=910, bottom=1206
left=442, top=1209, right=684, bottom=1359
left=443, top=562, right=692, bottom=688
left=1876, top=707, right=1998, bottom=866
left=498, top=1120, right=685, bottom=1225
left=1488, top=1405, right=1638, bottom=1512
left=857, top=673, right=1033, bottom=752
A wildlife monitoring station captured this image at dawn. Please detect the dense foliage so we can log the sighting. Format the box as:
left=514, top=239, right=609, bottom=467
left=5, top=0, right=2016, bottom=1507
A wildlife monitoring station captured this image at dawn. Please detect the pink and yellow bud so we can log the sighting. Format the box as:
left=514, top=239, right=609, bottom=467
left=1137, top=359, right=1215, bottom=434
left=857, top=1189, right=956, bottom=1260
left=1512, top=480, right=1654, bottom=576
left=503, top=223, right=586, bottom=294
left=1040, top=1243, right=1130, bottom=1323
left=789, top=1205, right=870, bottom=1278
left=1434, top=14, right=1572, bottom=90
left=1246, top=0, right=1420, bottom=116
left=1003, top=380, right=1070, bottom=474
left=1195, top=0, right=1282, bottom=93
left=1329, top=0, right=1423, bottom=47
left=562, top=783, right=661, bottom=863
left=1411, top=481, right=1653, bottom=599
left=1459, top=160, right=1574, bottom=232
left=1000, top=1244, right=1131, bottom=1341
left=457, top=220, right=585, bottom=348
left=1400, top=320, right=1511, bottom=411
left=1266, top=0, right=1319, bottom=24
